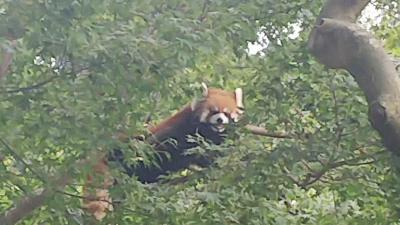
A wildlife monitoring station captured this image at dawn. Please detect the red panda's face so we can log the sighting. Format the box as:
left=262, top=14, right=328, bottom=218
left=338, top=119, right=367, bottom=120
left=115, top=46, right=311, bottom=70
left=192, top=84, right=244, bottom=133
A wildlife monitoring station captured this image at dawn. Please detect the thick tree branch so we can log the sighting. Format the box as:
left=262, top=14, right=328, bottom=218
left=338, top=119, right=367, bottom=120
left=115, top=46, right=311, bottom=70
left=308, top=0, right=400, bottom=154
left=0, top=147, right=113, bottom=225
left=0, top=189, right=52, bottom=225
left=0, top=176, right=69, bottom=225
left=0, top=151, right=97, bottom=225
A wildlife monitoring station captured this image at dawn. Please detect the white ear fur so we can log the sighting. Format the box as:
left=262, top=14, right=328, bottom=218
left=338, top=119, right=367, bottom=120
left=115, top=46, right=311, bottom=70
left=235, top=88, right=244, bottom=109
left=201, top=82, right=208, bottom=97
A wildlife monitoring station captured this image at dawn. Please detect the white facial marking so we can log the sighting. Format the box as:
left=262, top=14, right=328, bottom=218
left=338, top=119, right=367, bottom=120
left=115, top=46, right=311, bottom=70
left=209, top=113, right=229, bottom=132
left=199, top=109, right=210, bottom=122
left=191, top=99, right=199, bottom=110
left=209, top=113, right=229, bottom=125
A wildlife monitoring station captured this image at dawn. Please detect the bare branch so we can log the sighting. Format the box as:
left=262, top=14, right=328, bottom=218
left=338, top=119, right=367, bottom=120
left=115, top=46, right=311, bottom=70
left=245, top=124, right=294, bottom=139
left=282, top=166, right=303, bottom=187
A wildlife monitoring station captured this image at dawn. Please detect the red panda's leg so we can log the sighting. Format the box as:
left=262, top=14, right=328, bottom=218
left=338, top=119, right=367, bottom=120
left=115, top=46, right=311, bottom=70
left=82, top=155, right=114, bottom=221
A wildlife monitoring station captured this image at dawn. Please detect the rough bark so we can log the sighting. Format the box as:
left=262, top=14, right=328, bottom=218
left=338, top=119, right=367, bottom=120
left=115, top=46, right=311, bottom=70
left=308, top=0, right=400, bottom=154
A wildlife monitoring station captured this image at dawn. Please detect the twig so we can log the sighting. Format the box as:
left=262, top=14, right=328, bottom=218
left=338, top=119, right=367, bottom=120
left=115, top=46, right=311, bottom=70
left=57, top=190, right=123, bottom=205
left=282, top=166, right=303, bottom=187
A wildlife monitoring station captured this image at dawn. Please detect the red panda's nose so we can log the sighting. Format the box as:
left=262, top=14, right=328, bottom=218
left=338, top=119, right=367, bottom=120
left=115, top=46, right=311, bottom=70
left=209, top=113, right=229, bottom=125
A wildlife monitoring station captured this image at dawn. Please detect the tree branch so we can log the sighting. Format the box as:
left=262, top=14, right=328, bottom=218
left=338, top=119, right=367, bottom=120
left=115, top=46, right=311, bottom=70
left=2, top=75, right=59, bottom=94
left=308, top=0, right=400, bottom=154
left=245, top=124, right=294, bottom=139
left=0, top=189, right=51, bottom=225
left=57, top=190, right=122, bottom=205
left=0, top=152, right=95, bottom=224
left=0, top=176, right=70, bottom=225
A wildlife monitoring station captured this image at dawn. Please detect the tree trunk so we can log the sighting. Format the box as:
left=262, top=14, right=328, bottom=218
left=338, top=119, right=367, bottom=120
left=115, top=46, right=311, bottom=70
left=308, top=0, right=400, bottom=154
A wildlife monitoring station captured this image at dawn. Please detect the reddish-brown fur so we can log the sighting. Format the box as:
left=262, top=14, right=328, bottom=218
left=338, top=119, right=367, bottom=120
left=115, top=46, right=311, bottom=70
left=149, top=88, right=237, bottom=145
left=149, top=107, right=192, bottom=134
left=83, top=85, right=244, bottom=220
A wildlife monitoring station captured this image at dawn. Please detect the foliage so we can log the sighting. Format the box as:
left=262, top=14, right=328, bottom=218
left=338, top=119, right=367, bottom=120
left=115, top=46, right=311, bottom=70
left=0, top=0, right=399, bottom=224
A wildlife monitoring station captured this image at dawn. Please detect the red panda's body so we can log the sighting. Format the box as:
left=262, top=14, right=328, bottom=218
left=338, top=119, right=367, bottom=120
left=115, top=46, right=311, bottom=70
left=111, top=84, right=245, bottom=183
left=84, top=84, right=244, bottom=220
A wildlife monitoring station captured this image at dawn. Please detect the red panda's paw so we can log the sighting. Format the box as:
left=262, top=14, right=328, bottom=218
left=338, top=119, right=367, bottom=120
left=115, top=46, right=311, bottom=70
left=83, top=189, right=114, bottom=221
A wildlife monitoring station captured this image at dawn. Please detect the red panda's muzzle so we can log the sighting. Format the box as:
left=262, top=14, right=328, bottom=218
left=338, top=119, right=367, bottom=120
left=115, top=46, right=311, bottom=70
left=208, top=112, right=230, bottom=132
left=193, top=84, right=244, bottom=133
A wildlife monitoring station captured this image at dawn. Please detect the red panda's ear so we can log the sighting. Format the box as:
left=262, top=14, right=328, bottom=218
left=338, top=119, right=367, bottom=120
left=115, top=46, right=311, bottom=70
left=235, top=88, right=244, bottom=110
left=201, top=82, right=208, bottom=97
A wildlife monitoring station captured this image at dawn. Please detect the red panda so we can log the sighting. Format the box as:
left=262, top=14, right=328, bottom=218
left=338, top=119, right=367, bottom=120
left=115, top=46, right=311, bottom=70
left=83, top=84, right=244, bottom=219
left=113, top=83, right=245, bottom=183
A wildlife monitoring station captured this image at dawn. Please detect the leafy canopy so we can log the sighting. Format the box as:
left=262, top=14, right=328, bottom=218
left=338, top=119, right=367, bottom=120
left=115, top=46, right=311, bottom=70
left=0, top=0, right=399, bottom=224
